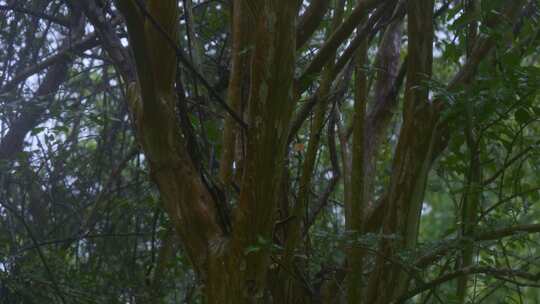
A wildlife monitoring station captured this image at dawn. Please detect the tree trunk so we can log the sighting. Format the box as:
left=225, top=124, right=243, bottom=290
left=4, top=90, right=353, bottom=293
left=366, top=0, right=435, bottom=302
left=105, top=0, right=526, bottom=302
left=117, top=1, right=297, bottom=303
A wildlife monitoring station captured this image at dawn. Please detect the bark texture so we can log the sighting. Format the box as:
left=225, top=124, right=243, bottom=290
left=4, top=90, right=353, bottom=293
left=102, top=0, right=528, bottom=302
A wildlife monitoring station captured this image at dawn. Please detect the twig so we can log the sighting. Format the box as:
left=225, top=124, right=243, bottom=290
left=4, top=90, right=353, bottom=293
left=394, top=266, right=540, bottom=303
left=0, top=201, right=68, bottom=304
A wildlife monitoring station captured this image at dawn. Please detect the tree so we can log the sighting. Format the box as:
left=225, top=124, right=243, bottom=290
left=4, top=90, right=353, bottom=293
left=2, top=0, right=540, bottom=303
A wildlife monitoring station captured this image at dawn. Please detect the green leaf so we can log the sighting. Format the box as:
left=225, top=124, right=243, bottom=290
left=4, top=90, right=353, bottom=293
left=449, top=12, right=480, bottom=31
left=30, top=127, right=46, bottom=135
left=244, top=245, right=261, bottom=255
left=514, top=108, right=531, bottom=125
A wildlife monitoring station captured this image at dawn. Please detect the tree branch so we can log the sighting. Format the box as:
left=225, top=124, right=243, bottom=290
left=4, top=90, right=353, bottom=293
left=394, top=266, right=540, bottom=303
left=296, top=0, right=331, bottom=49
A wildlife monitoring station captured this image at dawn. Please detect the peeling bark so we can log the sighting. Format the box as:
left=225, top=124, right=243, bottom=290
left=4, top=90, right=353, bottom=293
left=228, top=2, right=297, bottom=301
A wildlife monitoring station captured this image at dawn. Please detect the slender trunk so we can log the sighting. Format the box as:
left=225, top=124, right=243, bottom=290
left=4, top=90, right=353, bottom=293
left=219, top=0, right=251, bottom=185
left=215, top=1, right=298, bottom=302
left=285, top=0, right=345, bottom=264
left=456, top=2, right=480, bottom=301
left=347, top=18, right=368, bottom=304
left=366, top=0, right=435, bottom=302
left=456, top=126, right=481, bottom=303
left=117, top=0, right=224, bottom=295
left=364, top=19, right=403, bottom=204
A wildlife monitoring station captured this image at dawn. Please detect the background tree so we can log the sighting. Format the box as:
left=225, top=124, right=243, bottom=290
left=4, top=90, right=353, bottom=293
left=2, top=0, right=540, bottom=303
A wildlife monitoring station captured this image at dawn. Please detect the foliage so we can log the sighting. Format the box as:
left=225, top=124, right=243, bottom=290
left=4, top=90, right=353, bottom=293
left=1, top=0, right=540, bottom=303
